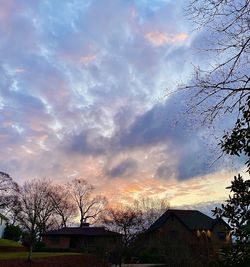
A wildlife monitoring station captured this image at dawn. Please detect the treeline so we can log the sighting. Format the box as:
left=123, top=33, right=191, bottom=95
left=0, top=172, right=169, bottom=260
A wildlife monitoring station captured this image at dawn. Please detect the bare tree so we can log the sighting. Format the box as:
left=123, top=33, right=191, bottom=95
left=102, top=207, right=143, bottom=248
left=102, top=196, right=169, bottom=248
left=0, top=172, right=19, bottom=210
left=36, top=183, right=57, bottom=238
left=50, top=185, right=77, bottom=228
left=185, top=0, right=250, bottom=122
left=133, top=195, right=169, bottom=230
left=17, top=179, right=55, bottom=261
left=67, top=178, right=107, bottom=227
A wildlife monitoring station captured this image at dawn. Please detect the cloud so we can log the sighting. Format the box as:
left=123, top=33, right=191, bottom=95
left=156, top=164, right=175, bottom=179
left=80, top=54, right=97, bottom=65
left=115, top=90, right=226, bottom=180
left=145, top=31, right=189, bottom=46
left=65, top=130, right=110, bottom=156
left=15, top=68, right=26, bottom=73
left=0, top=0, right=240, bottom=210
left=107, top=158, right=138, bottom=178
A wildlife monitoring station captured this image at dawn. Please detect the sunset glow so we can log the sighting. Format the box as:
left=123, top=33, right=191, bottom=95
left=0, top=0, right=242, bottom=215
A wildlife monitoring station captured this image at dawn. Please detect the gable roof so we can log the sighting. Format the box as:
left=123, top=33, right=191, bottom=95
left=148, top=209, right=216, bottom=232
left=43, top=227, right=121, bottom=237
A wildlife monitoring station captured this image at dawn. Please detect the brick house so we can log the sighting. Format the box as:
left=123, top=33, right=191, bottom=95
left=141, top=209, right=231, bottom=258
left=42, top=224, right=122, bottom=252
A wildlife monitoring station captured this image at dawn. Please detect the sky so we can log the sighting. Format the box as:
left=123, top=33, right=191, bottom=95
left=0, top=0, right=243, bottom=214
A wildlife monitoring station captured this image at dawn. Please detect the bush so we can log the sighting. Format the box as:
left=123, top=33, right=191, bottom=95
left=218, top=245, right=250, bottom=267
left=33, top=241, right=46, bottom=251
left=138, top=248, right=165, bottom=263
left=20, top=231, right=31, bottom=247
left=3, top=225, right=22, bottom=241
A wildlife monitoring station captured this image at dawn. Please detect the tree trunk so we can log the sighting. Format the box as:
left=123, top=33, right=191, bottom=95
left=62, top=216, right=67, bottom=228
left=28, top=245, right=33, bottom=262
left=80, top=217, right=83, bottom=227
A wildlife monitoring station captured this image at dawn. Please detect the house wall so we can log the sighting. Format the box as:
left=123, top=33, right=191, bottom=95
left=210, top=223, right=232, bottom=252
left=0, top=217, right=7, bottom=238
left=142, top=215, right=200, bottom=259
left=83, top=235, right=122, bottom=252
left=143, top=216, right=231, bottom=258
left=43, top=235, right=122, bottom=252
left=194, top=223, right=231, bottom=256
left=43, top=236, right=70, bottom=249
left=148, top=215, right=197, bottom=247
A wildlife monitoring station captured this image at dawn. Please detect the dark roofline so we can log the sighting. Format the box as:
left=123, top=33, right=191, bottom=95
left=147, top=210, right=198, bottom=237
left=42, top=227, right=122, bottom=237
left=147, top=209, right=221, bottom=232
left=212, top=217, right=232, bottom=230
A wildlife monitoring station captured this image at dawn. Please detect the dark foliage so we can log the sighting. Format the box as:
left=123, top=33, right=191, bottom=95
left=3, top=224, right=22, bottom=241
left=138, top=247, right=165, bottom=264
left=213, top=174, right=250, bottom=266
left=220, top=96, right=250, bottom=173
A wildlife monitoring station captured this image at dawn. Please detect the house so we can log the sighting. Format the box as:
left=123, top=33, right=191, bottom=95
left=42, top=224, right=122, bottom=252
left=141, top=209, right=231, bottom=258
left=0, top=213, right=8, bottom=238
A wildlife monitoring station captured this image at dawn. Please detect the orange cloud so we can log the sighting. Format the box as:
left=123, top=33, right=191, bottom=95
left=145, top=31, right=189, bottom=47
left=80, top=54, right=96, bottom=65
left=99, top=167, right=238, bottom=209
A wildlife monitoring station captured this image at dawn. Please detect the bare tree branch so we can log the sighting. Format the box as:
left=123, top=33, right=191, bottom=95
left=67, top=178, right=107, bottom=227
left=184, top=0, right=250, bottom=122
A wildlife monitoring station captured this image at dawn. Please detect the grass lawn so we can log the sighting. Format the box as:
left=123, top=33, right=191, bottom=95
left=0, top=252, right=81, bottom=260
left=0, top=239, right=23, bottom=247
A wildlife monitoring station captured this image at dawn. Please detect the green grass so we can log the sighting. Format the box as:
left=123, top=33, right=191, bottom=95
left=0, top=252, right=81, bottom=260
left=0, top=239, right=23, bottom=247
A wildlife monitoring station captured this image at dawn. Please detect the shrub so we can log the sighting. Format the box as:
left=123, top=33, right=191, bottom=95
left=33, top=241, right=46, bottom=251
left=3, top=225, right=22, bottom=241
left=138, top=248, right=165, bottom=263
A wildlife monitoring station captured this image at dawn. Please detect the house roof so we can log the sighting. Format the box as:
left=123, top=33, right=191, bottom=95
left=148, top=209, right=219, bottom=232
left=43, top=227, right=121, bottom=237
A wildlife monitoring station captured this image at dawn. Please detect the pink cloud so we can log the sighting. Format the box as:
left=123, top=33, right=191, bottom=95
left=15, top=68, right=26, bottom=73
left=80, top=54, right=97, bottom=65
left=145, top=31, right=189, bottom=47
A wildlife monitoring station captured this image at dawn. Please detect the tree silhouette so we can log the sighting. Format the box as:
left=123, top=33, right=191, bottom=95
left=67, top=178, right=107, bottom=227
left=213, top=174, right=250, bottom=266
left=186, top=0, right=250, bottom=122
left=102, top=207, right=143, bottom=248
left=220, top=96, right=250, bottom=173
left=186, top=2, right=250, bottom=265
left=0, top=172, right=19, bottom=210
